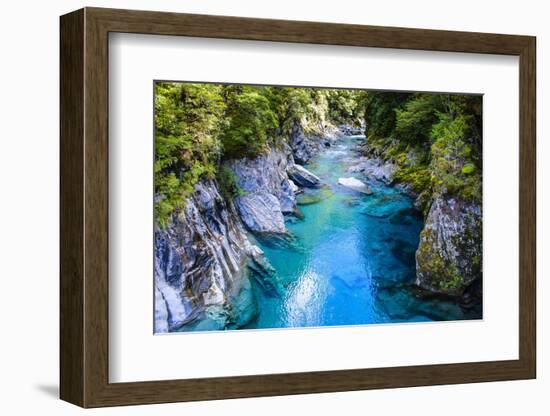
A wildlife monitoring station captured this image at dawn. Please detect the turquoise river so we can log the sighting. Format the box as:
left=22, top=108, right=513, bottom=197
left=183, top=135, right=480, bottom=332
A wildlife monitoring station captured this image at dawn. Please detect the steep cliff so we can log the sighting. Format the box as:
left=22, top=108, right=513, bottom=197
left=359, top=92, right=483, bottom=300
left=155, top=141, right=332, bottom=332
left=359, top=138, right=482, bottom=299
left=154, top=180, right=265, bottom=332
left=415, top=196, right=482, bottom=296
left=228, top=145, right=320, bottom=234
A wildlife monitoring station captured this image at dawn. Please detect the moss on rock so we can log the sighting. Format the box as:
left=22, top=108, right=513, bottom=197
left=415, top=196, right=482, bottom=297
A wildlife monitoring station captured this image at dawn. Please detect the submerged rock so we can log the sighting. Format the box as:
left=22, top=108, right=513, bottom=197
left=247, top=252, right=284, bottom=297
left=360, top=194, right=410, bottom=218
left=375, top=285, right=466, bottom=322
left=337, top=177, right=373, bottom=194
left=225, top=276, right=258, bottom=329
left=154, top=180, right=262, bottom=333
left=296, top=188, right=333, bottom=206
left=415, top=196, right=482, bottom=297
left=390, top=238, right=418, bottom=266
left=287, top=164, right=322, bottom=188
left=389, top=207, right=423, bottom=225
left=292, top=207, right=305, bottom=220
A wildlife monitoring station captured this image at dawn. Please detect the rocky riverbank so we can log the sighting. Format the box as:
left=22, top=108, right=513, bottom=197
left=155, top=119, right=483, bottom=332
left=415, top=196, right=482, bottom=297
left=357, top=139, right=482, bottom=301
left=154, top=180, right=261, bottom=332
left=155, top=132, right=330, bottom=331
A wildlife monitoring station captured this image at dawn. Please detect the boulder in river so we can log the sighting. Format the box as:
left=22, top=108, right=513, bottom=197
left=287, top=164, right=322, bottom=188
left=296, top=188, right=333, bottom=206
left=337, top=177, right=373, bottom=194
left=360, top=194, right=406, bottom=218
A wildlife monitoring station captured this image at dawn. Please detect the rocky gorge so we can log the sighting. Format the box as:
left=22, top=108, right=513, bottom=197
left=155, top=124, right=482, bottom=332
left=154, top=84, right=483, bottom=332
left=154, top=125, right=337, bottom=332
left=347, top=148, right=483, bottom=299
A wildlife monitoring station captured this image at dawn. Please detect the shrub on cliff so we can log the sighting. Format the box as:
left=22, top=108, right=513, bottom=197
left=221, top=86, right=278, bottom=159
left=154, top=82, right=225, bottom=225
left=363, top=92, right=482, bottom=205
left=429, top=111, right=482, bottom=202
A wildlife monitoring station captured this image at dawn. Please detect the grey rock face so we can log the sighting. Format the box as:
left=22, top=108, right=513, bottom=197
left=338, top=124, right=364, bottom=136
left=289, top=122, right=364, bottom=164
left=287, top=164, right=322, bottom=188
left=235, top=191, right=286, bottom=233
left=415, top=196, right=482, bottom=297
left=229, top=148, right=297, bottom=233
left=289, top=123, right=339, bottom=164
left=154, top=180, right=260, bottom=333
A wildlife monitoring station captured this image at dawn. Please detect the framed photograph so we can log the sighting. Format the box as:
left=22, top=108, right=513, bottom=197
left=60, top=7, right=536, bottom=408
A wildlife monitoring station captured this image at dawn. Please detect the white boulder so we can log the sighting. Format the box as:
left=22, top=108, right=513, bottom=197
left=338, top=177, right=372, bottom=194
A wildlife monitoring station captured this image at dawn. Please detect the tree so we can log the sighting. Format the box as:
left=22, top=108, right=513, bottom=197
left=154, top=82, right=225, bottom=225
left=221, top=86, right=278, bottom=158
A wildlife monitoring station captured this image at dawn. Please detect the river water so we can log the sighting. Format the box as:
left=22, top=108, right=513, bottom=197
left=180, top=135, right=479, bottom=332
left=243, top=135, right=478, bottom=330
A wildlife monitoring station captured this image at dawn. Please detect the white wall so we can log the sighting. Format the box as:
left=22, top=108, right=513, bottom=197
left=0, top=0, right=545, bottom=414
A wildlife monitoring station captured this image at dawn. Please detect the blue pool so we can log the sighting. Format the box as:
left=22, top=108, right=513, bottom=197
left=180, top=135, right=479, bottom=333
left=243, top=136, right=477, bottom=329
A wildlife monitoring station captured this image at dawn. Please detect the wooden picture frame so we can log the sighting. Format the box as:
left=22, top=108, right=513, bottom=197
left=60, top=7, right=536, bottom=408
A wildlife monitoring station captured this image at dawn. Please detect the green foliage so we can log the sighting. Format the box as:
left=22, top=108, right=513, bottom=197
left=327, top=89, right=367, bottom=126
left=154, top=82, right=482, bottom=228
left=154, top=82, right=225, bottom=226
left=268, top=87, right=368, bottom=135
left=275, top=88, right=328, bottom=135
left=461, top=163, right=476, bottom=175
left=221, top=88, right=278, bottom=158
left=430, top=112, right=481, bottom=202
left=395, top=94, right=442, bottom=144
left=217, top=166, right=244, bottom=200
left=363, top=92, right=482, bottom=204
left=364, top=92, right=410, bottom=140
left=394, top=165, right=431, bottom=194
left=154, top=82, right=364, bottom=225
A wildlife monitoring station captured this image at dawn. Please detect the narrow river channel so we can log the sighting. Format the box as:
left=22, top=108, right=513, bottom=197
left=246, top=135, right=476, bottom=329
